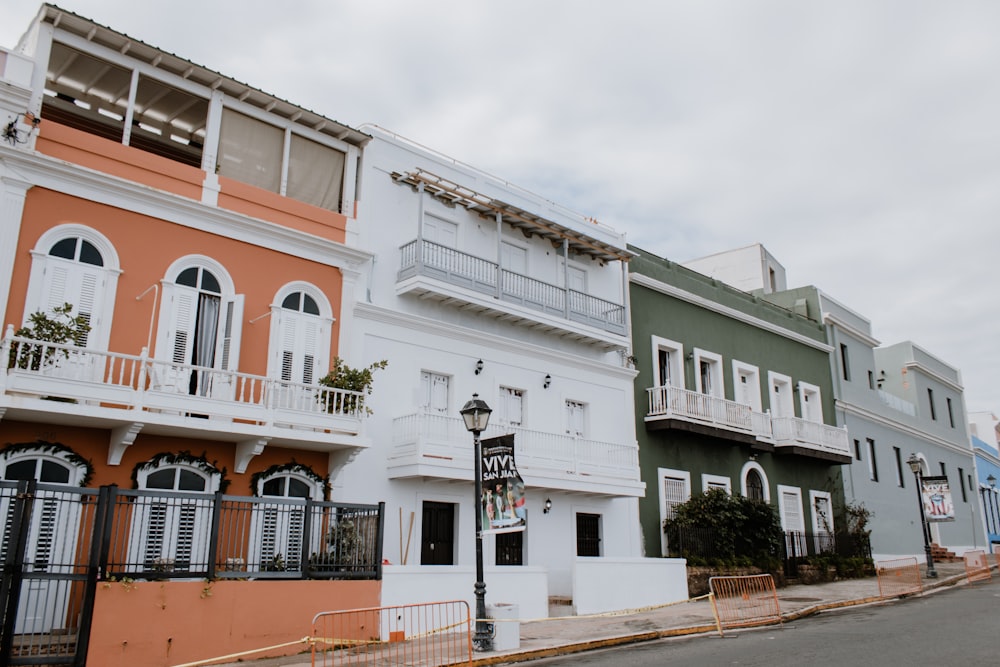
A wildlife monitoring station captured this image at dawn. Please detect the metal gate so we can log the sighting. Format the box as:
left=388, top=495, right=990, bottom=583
left=0, top=480, right=106, bottom=666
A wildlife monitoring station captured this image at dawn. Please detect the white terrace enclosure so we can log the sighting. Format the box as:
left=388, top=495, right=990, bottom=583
left=340, top=128, right=686, bottom=617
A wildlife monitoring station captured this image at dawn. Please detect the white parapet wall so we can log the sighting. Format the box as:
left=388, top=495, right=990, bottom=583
left=572, top=558, right=688, bottom=616
left=381, top=565, right=549, bottom=620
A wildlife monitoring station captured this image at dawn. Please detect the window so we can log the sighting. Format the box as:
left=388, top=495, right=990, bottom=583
left=866, top=439, right=878, bottom=482
left=420, top=501, right=455, bottom=565
left=810, top=491, right=834, bottom=553
left=778, top=485, right=806, bottom=557
left=768, top=372, right=794, bottom=418
left=868, top=370, right=875, bottom=390
left=565, top=400, right=586, bottom=437
left=651, top=337, right=684, bottom=388
left=947, top=398, right=955, bottom=428
left=497, top=387, right=525, bottom=426
left=566, top=265, right=587, bottom=293
left=840, top=344, right=850, bottom=381
left=501, top=242, right=527, bottom=275
left=153, top=257, right=243, bottom=397
left=854, top=439, right=862, bottom=461
left=797, top=382, right=822, bottom=423
left=576, top=513, right=601, bottom=557
left=128, top=457, right=222, bottom=574
left=422, top=214, right=458, bottom=247
left=958, top=468, right=967, bottom=502
left=251, top=466, right=324, bottom=571
left=23, top=225, right=121, bottom=359
left=496, top=531, right=523, bottom=566
left=693, top=349, right=723, bottom=397
left=658, top=468, right=690, bottom=556
left=702, top=474, right=731, bottom=494
left=893, top=447, right=905, bottom=487
left=268, top=286, right=332, bottom=391
left=928, top=388, right=937, bottom=420
left=940, top=461, right=947, bottom=477
left=740, top=462, right=770, bottom=502
left=732, top=361, right=762, bottom=412
left=420, top=372, right=450, bottom=413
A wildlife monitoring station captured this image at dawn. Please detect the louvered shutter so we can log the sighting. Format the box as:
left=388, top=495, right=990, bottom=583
left=38, top=258, right=104, bottom=348
left=662, top=477, right=687, bottom=520
left=214, top=294, right=244, bottom=372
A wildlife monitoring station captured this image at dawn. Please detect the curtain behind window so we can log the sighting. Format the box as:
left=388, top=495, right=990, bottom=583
left=287, top=134, right=345, bottom=212
left=218, top=109, right=283, bottom=193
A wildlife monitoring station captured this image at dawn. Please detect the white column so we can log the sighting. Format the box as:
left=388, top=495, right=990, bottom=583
left=0, top=172, right=31, bottom=328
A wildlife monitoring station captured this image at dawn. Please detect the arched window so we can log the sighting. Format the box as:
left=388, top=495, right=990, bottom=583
left=740, top=461, right=771, bottom=503
left=129, top=454, right=222, bottom=573
left=267, top=283, right=334, bottom=387
left=746, top=469, right=764, bottom=501
left=153, top=256, right=243, bottom=396
left=250, top=464, right=325, bottom=572
left=23, top=225, right=121, bottom=353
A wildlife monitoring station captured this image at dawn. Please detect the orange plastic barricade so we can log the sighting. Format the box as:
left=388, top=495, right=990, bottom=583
left=311, top=600, right=472, bottom=667
left=876, top=557, right=922, bottom=599
left=964, top=549, right=992, bottom=584
left=992, top=543, right=1000, bottom=569
left=708, top=574, right=781, bottom=636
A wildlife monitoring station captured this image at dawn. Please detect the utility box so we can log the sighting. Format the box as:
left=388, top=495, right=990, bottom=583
left=487, top=603, right=520, bottom=651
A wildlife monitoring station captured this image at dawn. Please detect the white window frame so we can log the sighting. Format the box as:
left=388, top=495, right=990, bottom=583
left=768, top=371, right=794, bottom=418
left=797, top=381, right=823, bottom=423
left=658, top=467, right=691, bottom=557
left=702, top=474, right=732, bottom=494
left=249, top=467, right=325, bottom=572
left=565, top=399, right=587, bottom=437
left=809, top=490, right=834, bottom=534
left=739, top=461, right=771, bottom=503
left=693, top=348, right=723, bottom=397
left=501, top=241, right=528, bottom=275
left=266, top=282, right=334, bottom=386
left=651, top=336, right=684, bottom=388
left=778, top=484, right=806, bottom=558
left=732, top=361, right=762, bottom=412
left=420, top=371, right=451, bottom=414
left=497, top=386, right=525, bottom=427
left=422, top=213, right=459, bottom=248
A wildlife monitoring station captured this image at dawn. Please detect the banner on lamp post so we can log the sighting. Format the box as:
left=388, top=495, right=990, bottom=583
left=480, top=434, right=526, bottom=534
left=921, top=475, right=955, bottom=522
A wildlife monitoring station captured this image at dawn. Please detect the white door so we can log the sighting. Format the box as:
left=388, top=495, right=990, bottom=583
left=497, top=387, right=524, bottom=427
left=781, top=488, right=806, bottom=557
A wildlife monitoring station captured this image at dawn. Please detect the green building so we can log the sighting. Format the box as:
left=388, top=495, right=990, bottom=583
left=628, top=246, right=850, bottom=560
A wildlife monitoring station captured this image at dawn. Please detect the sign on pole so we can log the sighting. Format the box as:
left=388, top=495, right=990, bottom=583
left=921, top=475, right=955, bottom=522
left=480, top=434, right=526, bottom=534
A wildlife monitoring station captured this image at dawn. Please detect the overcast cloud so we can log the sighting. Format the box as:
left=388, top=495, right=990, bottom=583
left=3, top=1, right=998, bottom=414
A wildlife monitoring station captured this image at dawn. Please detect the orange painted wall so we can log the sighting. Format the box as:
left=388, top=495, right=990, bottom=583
left=87, top=579, right=380, bottom=667
left=0, top=422, right=329, bottom=491
left=7, top=188, right=344, bottom=379
left=36, top=123, right=204, bottom=200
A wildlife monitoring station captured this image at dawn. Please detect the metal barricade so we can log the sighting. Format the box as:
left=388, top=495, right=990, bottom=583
left=311, top=600, right=472, bottom=666
left=708, top=574, right=781, bottom=636
left=876, top=557, right=922, bottom=599
left=964, top=549, right=992, bottom=584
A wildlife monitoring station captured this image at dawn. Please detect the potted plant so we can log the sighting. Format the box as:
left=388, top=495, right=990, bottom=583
left=317, top=357, right=387, bottom=415
left=8, top=302, right=91, bottom=371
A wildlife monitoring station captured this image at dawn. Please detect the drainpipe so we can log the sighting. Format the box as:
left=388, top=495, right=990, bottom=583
left=496, top=211, right=503, bottom=299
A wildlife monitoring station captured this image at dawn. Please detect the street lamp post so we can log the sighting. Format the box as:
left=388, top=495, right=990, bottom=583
left=461, top=394, right=493, bottom=652
left=906, top=453, right=937, bottom=578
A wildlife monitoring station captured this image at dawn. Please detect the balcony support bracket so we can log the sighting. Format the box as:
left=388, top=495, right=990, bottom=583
left=108, top=422, right=144, bottom=465
left=235, top=438, right=269, bottom=474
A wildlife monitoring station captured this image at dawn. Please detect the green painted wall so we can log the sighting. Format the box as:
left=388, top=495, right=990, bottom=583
left=628, top=246, right=847, bottom=556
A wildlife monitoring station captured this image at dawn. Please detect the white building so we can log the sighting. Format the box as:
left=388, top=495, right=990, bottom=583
left=340, top=128, right=684, bottom=616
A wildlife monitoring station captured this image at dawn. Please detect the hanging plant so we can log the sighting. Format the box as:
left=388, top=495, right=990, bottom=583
left=249, top=460, right=328, bottom=498
left=317, top=357, right=388, bottom=415
left=0, top=441, right=95, bottom=487
left=131, top=450, right=230, bottom=493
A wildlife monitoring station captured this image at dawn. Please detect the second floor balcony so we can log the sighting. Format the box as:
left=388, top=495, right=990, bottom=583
left=645, top=385, right=851, bottom=462
left=398, top=239, right=628, bottom=347
left=388, top=412, right=644, bottom=497
left=1, top=329, right=367, bottom=462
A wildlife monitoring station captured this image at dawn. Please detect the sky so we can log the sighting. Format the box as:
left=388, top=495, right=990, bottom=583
left=3, top=1, right=998, bottom=414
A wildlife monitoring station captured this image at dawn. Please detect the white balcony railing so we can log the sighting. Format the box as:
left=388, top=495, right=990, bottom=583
left=646, top=385, right=763, bottom=436
left=1, top=329, right=365, bottom=434
left=399, top=239, right=626, bottom=335
left=390, top=412, right=641, bottom=488
left=646, top=385, right=849, bottom=457
left=770, top=416, right=850, bottom=457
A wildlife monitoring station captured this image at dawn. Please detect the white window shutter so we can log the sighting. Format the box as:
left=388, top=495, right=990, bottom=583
left=214, top=294, right=244, bottom=372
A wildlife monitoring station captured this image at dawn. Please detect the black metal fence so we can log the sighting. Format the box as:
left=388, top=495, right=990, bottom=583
left=0, top=479, right=385, bottom=666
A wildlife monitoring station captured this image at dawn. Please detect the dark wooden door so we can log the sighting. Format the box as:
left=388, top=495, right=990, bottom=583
left=420, top=501, right=454, bottom=565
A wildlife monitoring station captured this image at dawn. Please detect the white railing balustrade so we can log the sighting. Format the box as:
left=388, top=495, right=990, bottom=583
left=770, top=416, right=850, bottom=456
left=391, top=413, right=640, bottom=481
left=399, top=240, right=626, bottom=333
left=646, top=385, right=756, bottom=434
left=2, top=329, right=364, bottom=429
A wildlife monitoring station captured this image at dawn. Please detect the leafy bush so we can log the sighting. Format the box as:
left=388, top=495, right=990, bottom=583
left=8, top=303, right=91, bottom=370
left=663, top=488, right=784, bottom=568
left=317, top=357, right=387, bottom=415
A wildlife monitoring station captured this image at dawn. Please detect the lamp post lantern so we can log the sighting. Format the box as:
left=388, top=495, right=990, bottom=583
left=460, top=394, right=493, bottom=652
left=906, top=453, right=937, bottom=578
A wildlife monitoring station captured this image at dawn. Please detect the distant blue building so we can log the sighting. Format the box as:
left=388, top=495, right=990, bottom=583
left=972, top=435, right=1000, bottom=547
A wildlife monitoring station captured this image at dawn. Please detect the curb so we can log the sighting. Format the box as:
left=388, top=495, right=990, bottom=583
left=469, top=572, right=971, bottom=666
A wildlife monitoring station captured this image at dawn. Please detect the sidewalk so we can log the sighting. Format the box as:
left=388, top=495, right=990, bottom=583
left=207, top=561, right=973, bottom=667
